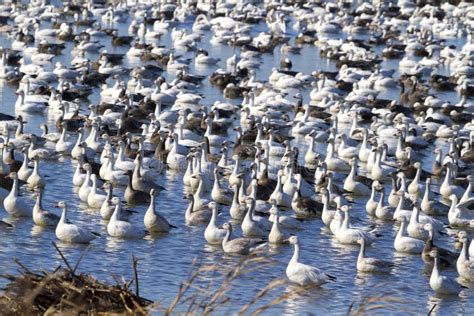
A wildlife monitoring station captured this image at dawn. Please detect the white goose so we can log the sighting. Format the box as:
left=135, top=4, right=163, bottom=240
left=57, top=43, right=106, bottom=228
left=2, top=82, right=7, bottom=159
left=335, top=206, right=377, bottom=245
left=269, top=170, right=292, bottom=208
left=356, top=238, right=393, bottom=273
left=107, top=198, right=146, bottom=239
left=286, top=236, right=336, bottom=286
left=421, top=178, right=449, bottom=215
left=268, top=206, right=291, bottom=244
left=456, top=236, right=474, bottom=282
left=17, top=150, right=32, bottom=182
left=55, top=201, right=98, bottom=244
left=394, top=217, right=424, bottom=254
left=448, top=195, right=474, bottom=227
left=3, top=172, right=30, bottom=217
left=222, top=222, right=264, bottom=255
left=27, top=157, right=45, bottom=189
left=78, top=163, right=92, bottom=202
left=241, top=198, right=271, bottom=238
left=430, top=250, right=464, bottom=295
left=343, top=158, right=371, bottom=195
left=440, top=163, right=463, bottom=199
left=204, top=202, right=226, bottom=245
left=32, top=187, right=60, bottom=227
left=87, top=174, right=107, bottom=208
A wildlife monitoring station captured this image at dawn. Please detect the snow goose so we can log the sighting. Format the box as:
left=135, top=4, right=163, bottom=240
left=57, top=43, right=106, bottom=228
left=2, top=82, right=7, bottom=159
left=17, top=149, right=32, bottom=182
left=241, top=198, right=270, bottom=238
left=78, top=163, right=92, bottom=202
left=269, top=170, right=292, bottom=208
left=185, top=194, right=212, bottom=225
left=144, top=189, right=175, bottom=233
left=15, top=90, right=46, bottom=113
left=55, top=201, right=98, bottom=244
left=375, top=189, right=395, bottom=220
left=407, top=162, right=423, bottom=197
left=421, top=178, right=449, bottom=216
left=87, top=174, right=107, bottom=209
left=268, top=206, right=291, bottom=244
left=222, top=222, right=264, bottom=255
left=269, top=200, right=302, bottom=230
left=344, top=158, right=371, bottom=195
left=26, top=157, right=45, bottom=190
left=448, top=195, right=474, bottom=227
left=32, top=187, right=59, bottom=227
left=430, top=250, right=464, bottom=295
left=366, top=181, right=380, bottom=216
left=99, top=182, right=115, bottom=220
left=229, top=182, right=246, bottom=220
left=394, top=217, right=424, bottom=254
left=286, top=236, right=336, bottom=286
left=324, top=139, right=350, bottom=172
left=335, top=206, right=378, bottom=245
left=407, top=206, right=431, bottom=239
left=440, top=163, right=463, bottom=199
left=3, top=172, right=30, bottom=217
left=460, top=175, right=472, bottom=204
left=107, top=198, right=146, bottom=239
left=421, top=223, right=457, bottom=267
left=211, top=168, right=232, bottom=205
left=456, top=236, right=474, bottom=282
left=356, top=238, right=393, bottom=273
left=204, top=202, right=226, bottom=245
left=54, top=127, right=74, bottom=154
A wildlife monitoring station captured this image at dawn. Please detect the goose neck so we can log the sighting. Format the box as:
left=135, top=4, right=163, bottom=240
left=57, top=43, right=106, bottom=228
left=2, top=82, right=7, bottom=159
left=291, top=241, right=300, bottom=264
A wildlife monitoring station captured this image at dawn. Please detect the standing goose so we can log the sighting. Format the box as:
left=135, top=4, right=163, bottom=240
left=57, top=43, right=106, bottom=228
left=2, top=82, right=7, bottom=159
left=286, top=236, right=336, bottom=286
left=3, top=172, right=30, bottom=217
left=429, top=250, right=464, bottom=295
left=222, top=222, right=264, bottom=255
left=32, top=187, right=59, bottom=227
left=55, top=201, right=98, bottom=244
left=107, top=197, right=146, bottom=239
left=394, top=217, right=424, bottom=254
left=356, top=238, right=393, bottom=273
left=204, top=201, right=226, bottom=244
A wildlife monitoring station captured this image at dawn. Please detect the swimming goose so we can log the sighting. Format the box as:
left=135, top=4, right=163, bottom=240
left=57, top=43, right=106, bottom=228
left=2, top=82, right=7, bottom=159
left=269, top=200, right=302, bottom=230
left=185, top=194, right=212, bottom=225
left=448, top=195, right=474, bottom=227
left=87, top=174, right=107, bottom=209
left=17, top=149, right=32, bottom=182
left=241, top=198, right=270, bottom=238
left=3, top=172, right=30, bottom=217
left=204, top=202, right=226, bottom=245
left=286, top=235, right=336, bottom=286
left=366, top=181, right=380, bottom=216
left=394, top=217, right=424, bottom=254
left=124, top=170, right=150, bottom=204
left=407, top=206, right=431, bottom=240
left=407, top=162, right=423, bottom=197
left=269, top=170, right=292, bottom=208
left=440, top=163, right=463, bottom=199
left=344, top=158, right=371, bottom=195
left=421, top=178, right=449, bottom=216
left=55, top=201, right=97, bottom=244
left=460, top=175, right=472, bottom=204
left=324, top=139, right=350, bottom=172
left=421, top=223, right=457, bottom=267
left=356, top=238, right=393, bottom=273
left=430, top=250, right=464, bottom=295
left=99, top=182, right=116, bottom=220
left=456, top=236, right=474, bottom=282
left=222, top=222, right=264, bottom=255
left=32, top=187, right=59, bottom=227
left=211, top=168, right=233, bottom=205
left=335, top=206, right=377, bottom=245
left=375, top=189, right=395, bottom=220
left=27, top=157, right=45, bottom=190
left=144, top=189, right=175, bottom=233
left=229, top=182, right=247, bottom=220
left=78, top=163, right=92, bottom=202
left=107, top=197, right=146, bottom=239
left=268, top=206, right=291, bottom=244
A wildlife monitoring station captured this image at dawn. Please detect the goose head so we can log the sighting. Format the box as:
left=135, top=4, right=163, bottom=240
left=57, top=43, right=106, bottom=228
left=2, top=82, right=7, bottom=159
left=288, top=235, right=299, bottom=245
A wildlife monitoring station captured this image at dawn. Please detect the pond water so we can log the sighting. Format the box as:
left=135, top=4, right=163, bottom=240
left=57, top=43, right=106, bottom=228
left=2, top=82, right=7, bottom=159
left=0, top=1, right=473, bottom=315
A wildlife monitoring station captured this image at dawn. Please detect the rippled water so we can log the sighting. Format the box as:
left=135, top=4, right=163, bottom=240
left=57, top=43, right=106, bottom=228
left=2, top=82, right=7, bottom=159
left=0, top=5, right=473, bottom=315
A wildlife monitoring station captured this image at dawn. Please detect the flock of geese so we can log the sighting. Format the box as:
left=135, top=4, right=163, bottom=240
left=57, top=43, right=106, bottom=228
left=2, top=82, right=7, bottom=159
left=0, top=0, right=473, bottom=299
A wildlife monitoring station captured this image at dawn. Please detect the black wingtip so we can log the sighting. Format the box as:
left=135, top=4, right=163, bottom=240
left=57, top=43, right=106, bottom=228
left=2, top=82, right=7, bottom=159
left=169, top=224, right=178, bottom=229
left=326, top=273, right=337, bottom=281
left=92, top=232, right=101, bottom=237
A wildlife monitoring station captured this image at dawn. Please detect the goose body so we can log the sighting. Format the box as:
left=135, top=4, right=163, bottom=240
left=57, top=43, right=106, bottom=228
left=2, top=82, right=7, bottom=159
left=55, top=201, right=97, bottom=244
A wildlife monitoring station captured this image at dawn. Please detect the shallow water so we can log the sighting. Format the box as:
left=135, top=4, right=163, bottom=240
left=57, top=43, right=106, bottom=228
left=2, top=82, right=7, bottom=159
left=0, top=4, right=473, bottom=315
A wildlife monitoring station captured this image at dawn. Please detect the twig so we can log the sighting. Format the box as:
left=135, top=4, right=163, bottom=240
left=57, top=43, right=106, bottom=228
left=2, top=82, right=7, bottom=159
left=132, top=255, right=140, bottom=297
left=73, top=245, right=90, bottom=274
left=13, top=258, right=31, bottom=273
left=428, top=304, right=437, bottom=316
left=51, top=242, right=75, bottom=276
